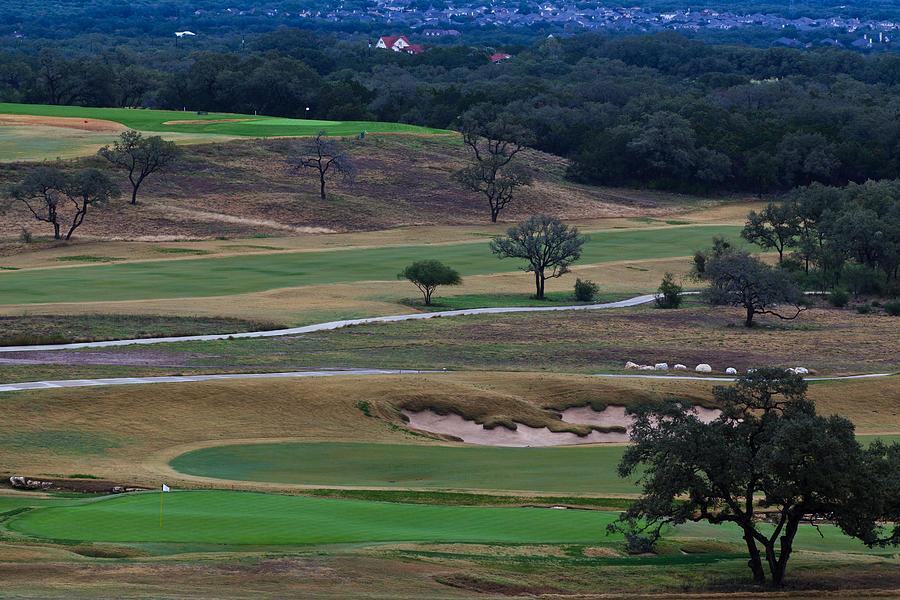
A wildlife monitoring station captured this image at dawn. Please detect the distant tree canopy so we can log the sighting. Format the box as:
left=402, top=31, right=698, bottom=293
left=398, top=260, right=462, bottom=305
left=6, top=31, right=900, bottom=194
left=98, top=130, right=179, bottom=205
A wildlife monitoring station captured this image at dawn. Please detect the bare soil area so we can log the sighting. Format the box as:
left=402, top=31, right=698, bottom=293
left=0, top=114, right=125, bottom=132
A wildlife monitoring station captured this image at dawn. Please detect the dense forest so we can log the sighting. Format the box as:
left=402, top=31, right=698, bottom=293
left=5, top=30, right=900, bottom=194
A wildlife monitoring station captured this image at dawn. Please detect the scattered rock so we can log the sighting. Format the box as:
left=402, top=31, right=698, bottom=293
left=654, top=363, right=669, bottom=371
left=673, top=364, right=687, bottom=370
left=791, top=367, right=809, bottom=375
left=639, top=365, right=655, bottom=371
left=725, top=367, right=738, bottom=375
left=624, top=361, right=640, bottom=369
left=695, top=364, right=712, bottom=373
left=112, top=486, right=125, bottom=494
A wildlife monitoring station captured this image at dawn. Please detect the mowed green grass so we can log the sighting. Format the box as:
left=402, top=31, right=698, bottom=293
left=8, top=490, right=620, bottom=545
left=0, top=103, right=449, bottom=137
left=7, top=490, right=881, bottom=553
left=0, top=226, right=740, bottom=305
left=170, top=442, right=635, bottom=494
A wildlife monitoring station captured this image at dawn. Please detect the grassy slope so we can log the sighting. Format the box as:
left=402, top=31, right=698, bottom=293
left=0, top=225, right=740, bottom=305
left=0, top=103, right=449, bottom=136
left=169, top=442, right=635, bottom=493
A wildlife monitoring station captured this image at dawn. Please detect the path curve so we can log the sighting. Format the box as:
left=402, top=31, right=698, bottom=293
left=0, top=294, right=662, bottom=353
left=0, top=369, right=892, bottom=394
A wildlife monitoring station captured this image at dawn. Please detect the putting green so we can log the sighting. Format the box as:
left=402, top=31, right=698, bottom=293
left=0, top=103, right=450, bottom=137
left=8, top=490, right=619, bottom=545
left=0, top=226, right=741, bottom=305
left=170, top=442, right=635, bottom=494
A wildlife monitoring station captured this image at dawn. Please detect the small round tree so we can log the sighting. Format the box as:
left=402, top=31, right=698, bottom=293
left=399, top=260, right=462, bottom=306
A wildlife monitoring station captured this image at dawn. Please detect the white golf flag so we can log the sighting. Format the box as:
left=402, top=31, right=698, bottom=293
left=162, top=484, right=170, bottom=492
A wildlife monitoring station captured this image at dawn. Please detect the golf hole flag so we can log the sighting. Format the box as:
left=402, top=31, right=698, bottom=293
left=162, top=484, right=170, bottom=492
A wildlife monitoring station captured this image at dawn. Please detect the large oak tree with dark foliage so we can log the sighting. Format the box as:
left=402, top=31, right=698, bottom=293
left=610, top=368, right=899, bottom=587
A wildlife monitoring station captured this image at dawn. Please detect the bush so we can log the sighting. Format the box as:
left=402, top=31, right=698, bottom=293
left=655, top=272, right=683, bottom=309
left=885, top=301, right=900, bottom=316
left=828, top=288, right=850, bottom=308
left=19, top=228, right=32, bottom=243
left=574, top=278, right=599, bottom=302
left=856, top=305, right=872, bottom=314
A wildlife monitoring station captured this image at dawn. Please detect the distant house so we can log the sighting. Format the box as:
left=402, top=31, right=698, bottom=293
left=376, top=35, right=411, bottom=51
left=852, top=36, right=874, bottom=49
left=770, top=37, right=804, bottom=48
left=490, top=52, right=511, bottom=63
left=405, top=44, right=425, bottom=55
left=422, top=28, right=461, bottom=37
left=174, top=31, right=197, bottom=38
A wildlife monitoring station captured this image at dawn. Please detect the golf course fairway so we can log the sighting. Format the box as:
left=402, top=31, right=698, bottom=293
left=8, top=491, right=619, bottom=544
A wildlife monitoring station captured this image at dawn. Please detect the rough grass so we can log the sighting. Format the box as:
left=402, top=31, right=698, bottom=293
left=79, top=304, right=900, bottom=377
left=0, top=133, right=730, bottom=242
left=0, top=314, right=283, bottom=346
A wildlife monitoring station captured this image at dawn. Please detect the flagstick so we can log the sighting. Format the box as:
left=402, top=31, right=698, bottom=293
left=159, top=487, right=163, bottom=527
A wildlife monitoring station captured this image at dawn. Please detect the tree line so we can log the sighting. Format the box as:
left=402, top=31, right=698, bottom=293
left=6, top=31, right=900, bottom=193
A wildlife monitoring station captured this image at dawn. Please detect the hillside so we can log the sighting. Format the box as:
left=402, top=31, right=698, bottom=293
left=0, top=134, right=713, bottom=247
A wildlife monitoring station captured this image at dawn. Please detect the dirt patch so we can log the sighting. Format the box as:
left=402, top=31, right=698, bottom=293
left=5, top=476, right=146, bottom=494
left=0, top=114, right=125, bottom=133
left=162, top=119, right=255, bottom=125
left=435, top=573, right=566, bottom=596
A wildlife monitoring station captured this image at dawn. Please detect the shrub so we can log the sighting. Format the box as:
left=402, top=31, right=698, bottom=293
left=574, top=278, right=599, bottom=302
left=872, top=301, right=882, bottom=307
left=655, top=272, right=683, bottom=309
left=856, top=305, right=872, bottom=314
left=19, top=228, right=32, bottom=243
left=828, top=288, right=850, bottom=308
left=885, top=301, right=900, bottom=316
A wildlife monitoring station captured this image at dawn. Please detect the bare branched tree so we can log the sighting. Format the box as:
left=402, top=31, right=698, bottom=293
left=288, top=130, right=356, bottom=200
left=455, top=105, right=534, bottom=222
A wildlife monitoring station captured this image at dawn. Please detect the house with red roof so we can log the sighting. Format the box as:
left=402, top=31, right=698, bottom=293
left=376, top=35, right=411, bottom=51
left=490, top=52, right=512, bottom=63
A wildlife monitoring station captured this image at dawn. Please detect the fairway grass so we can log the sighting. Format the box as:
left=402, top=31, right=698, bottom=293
left=170, top=442, right=636, bottom=494
left=8, top=490, right=620, bottom=545
left=0, top=225, right=740, bottom=305
left=0, top=103, right=449, bottom=138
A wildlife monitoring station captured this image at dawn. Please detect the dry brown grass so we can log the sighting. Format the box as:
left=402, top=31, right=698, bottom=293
left=0, top=114, right=125, bottom=132
left=0, top=372, right=894, bottom=491
left=0, top=135, right=738, bottom=245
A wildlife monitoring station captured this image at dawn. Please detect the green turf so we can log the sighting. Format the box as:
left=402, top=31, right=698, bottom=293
left=7, top=490, right=621, bottom=545
left=0, top=226, right=740, bottom=305
left=0, top=103, right=450, bottom=137
left=171, top=442, right=635, bottom=494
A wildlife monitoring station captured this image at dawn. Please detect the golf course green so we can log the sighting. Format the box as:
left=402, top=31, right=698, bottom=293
left=0, top=103, right=450, bottom=137
left=0, top=226, right=740, bottom=305
left=170, top=442, right=635, bottom=493
left=8, top=490, right=619, bottom=544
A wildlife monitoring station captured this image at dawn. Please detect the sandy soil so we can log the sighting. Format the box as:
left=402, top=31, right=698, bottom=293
left=162, top=118, right=255, bottom=125
left=0, top=114, right=125, bottom=132
left=403, top=404, right=723, bottom=446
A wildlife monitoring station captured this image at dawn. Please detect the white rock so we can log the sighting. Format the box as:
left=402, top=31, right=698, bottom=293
left=725, top=367, right=738, bottom=375
left=695, top=364, right=712, bottom=373
left=673, top=364, right=687, bottom=370
left=793, top=367, right=809, bottom=375
left=624, top=361, right=640, bottom=370
left=654, top=363, right=669, bottom=371
left=639, top=365, right=655, bottom=371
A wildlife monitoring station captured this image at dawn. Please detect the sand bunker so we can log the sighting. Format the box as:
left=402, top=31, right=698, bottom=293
left=403, top=405, right=722, bottom=447
left=0, top=114, right=125, bottom=132
left=162, top=118, right=254, bottom=125
left=402, top=410, right=629, bottom=447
